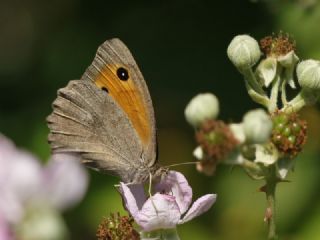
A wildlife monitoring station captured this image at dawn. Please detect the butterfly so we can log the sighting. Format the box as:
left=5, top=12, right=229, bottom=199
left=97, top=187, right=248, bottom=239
left=47, top=38, right=165, bottom=184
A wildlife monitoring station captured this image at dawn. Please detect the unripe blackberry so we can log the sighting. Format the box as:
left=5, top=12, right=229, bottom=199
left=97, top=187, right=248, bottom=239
left=271, top=112, right=307, bottom=157
left=196, top=120, right=239, bottom=160
left=195, top=120, right=239, bottom=175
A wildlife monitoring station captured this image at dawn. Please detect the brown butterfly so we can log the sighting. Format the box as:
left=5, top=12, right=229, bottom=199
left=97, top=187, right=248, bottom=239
left=47, top=39, right=165, bottom=184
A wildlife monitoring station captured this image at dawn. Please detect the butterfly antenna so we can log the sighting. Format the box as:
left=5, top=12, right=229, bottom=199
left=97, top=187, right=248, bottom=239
left=163, top=161, right=198, bottom=168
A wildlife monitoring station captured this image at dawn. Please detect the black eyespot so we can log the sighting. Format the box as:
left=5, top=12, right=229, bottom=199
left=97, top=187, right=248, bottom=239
left=101, top=87, right=109, bottom=93
left=116, top=67, right=129, bottom=81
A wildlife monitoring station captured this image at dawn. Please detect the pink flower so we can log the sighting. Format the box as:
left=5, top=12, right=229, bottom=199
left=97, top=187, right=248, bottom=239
left=0, top=134, right=89, bottom=239
left=120, top=171, right=216, bottom=232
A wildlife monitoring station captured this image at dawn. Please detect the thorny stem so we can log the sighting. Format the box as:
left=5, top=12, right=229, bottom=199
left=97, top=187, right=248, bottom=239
left=242, top=159, right=262, bottom=173
left=265, top=166, right=278, bottom=240
left=241, top=159, right=266, bottom=180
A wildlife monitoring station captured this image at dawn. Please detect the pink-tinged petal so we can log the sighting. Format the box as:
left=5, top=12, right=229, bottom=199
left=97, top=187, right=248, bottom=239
left=0, top=134, right=16, bottom=160
left=179, top=194, right=217, bottom=224
left=0, top=134, right=42, bottom=223
left=119, top=183, right=139, bottom=217
left=8, top=150, right=42, bottom=202
left=127, top=184, right=146, bottom=210
left=135, top=193, right=181, bottom=232
left=0, top=190, right=24, bottom=224
left=1, top=142, right=41, bottom=198
left=0, top=216, right=13, bottom=240
left=155, top=171, right=192, bottom=214
left=42, top=153, right=89, bottom=210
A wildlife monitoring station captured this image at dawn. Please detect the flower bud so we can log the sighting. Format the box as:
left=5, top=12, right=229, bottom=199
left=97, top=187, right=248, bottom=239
left=297, top=59, right=320, bottom=90
left=185, top=93, right=219, bottom=128
left=243, top=109, right=272, bottom=144
left=227, top=35, right=261, bottom=69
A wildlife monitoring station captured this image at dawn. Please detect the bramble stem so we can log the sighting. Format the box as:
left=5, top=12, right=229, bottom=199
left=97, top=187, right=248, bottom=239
left=281, top=78, right=288, bottom=106
left=269, top=74, right=281, bottom=113
left=265, top=168, right=278, bottom=240
left=245, top=82, right=270, bottom=109
left=284, top=89, right=320, bottom=113
left=241, top=68, right=266, bottom=96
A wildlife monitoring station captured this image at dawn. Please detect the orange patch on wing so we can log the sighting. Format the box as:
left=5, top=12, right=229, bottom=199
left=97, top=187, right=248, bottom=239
left=94, top=64, right=151, bottom=146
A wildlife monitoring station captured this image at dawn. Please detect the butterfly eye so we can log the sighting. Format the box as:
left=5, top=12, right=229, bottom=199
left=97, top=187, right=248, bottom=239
left=101, top=87, right=109, bottom=93
left=116, top=67, right=129, bottom=81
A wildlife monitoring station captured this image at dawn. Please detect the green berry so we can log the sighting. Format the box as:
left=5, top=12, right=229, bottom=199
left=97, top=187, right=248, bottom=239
left=273, top=134, right=282, bottom=143
left=275, top=114, right=289, bottom=125
left=271, top=112, right=307, bottom=157
left=275, top=122, right=285, bottom=132
left=282, top=127, right=291, bottom=137
left=288, top=136, right=296, bottom=144
left=292, top=122, right=301, bottom=133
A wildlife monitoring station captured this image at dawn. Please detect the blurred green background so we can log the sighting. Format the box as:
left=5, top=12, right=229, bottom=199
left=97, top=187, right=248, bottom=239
left=1, top=0, right=320, bottom=239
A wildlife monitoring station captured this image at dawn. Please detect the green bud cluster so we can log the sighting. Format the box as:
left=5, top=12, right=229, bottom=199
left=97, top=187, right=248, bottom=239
left=227, top=32, right=320, bottom=113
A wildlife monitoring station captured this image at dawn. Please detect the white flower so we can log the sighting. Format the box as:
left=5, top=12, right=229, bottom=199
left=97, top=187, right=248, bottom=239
left=227, top=35, right=261, bottom=69
left=185, top=93, right=219, bottom=127
left=243, top=109, right=273, bottom=144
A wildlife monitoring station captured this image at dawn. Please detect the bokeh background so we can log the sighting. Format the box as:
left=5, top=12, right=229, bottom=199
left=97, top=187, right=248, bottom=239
left=1, top=0, right=320, bottom=239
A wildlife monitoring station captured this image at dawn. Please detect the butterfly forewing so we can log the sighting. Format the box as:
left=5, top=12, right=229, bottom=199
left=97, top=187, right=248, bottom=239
left=47, top=39, right=157, bottom=183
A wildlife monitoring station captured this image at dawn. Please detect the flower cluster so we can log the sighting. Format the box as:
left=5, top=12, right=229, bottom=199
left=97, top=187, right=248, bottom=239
left=185, top=33, right=320, bottom=181
left=0, top=134, right=89, bottom=240
left=184, top=32, right=320, bottom=239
